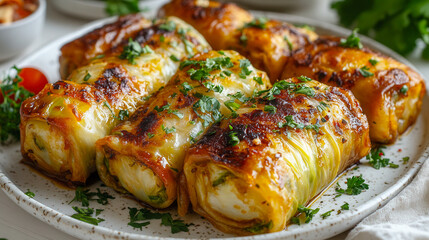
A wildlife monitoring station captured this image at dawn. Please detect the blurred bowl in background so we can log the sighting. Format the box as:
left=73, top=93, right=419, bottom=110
left=51, top=0, right=169, bottom=20
left=0, top=0, right=46, bottom=61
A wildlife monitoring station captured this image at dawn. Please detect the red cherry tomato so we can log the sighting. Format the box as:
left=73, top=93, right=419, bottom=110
left=18, top=67, right=49, bottom=94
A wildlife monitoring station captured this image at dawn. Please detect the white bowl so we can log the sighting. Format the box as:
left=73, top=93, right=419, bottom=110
left=0, top=0, right=46, bottom=61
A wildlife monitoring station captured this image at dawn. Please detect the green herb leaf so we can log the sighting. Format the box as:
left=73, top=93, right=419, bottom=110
left=71, top=207, right=105, bottom=225
left=253, top=76, right=263, bottom=85
left=228, top=131, right=240, bottom=146
left=366, top=146, right=390, bottom=169
left=154, top=103, right=171, bottom=113
left=180, top=82, right=194, bottom=95
left=238, top=59, right=252, bottom=79
left=358, top=66, right=374, bottom=77
left=105, top=0, right=140, bottom=16
left=25, top=189, right=35, bottom=198
left=170, top=55, right=180, bottom=62
left=83, top=72, right=91, bottom=82
left=244, top=221, right=273, bottom=233
left=296, top=204, right=320, bottom=223
left=243, top=17, right=268, bottom=29
left=118, top=109, right=129, bottom=121
left=402, top=156, right=410, bottom=164
left=400, top=85, right=408, bottom=94
left=340, top=29, right=363, bottom=49
left=264, top=105, right=276, bottom=114
left=341, top=202, right=350, bottom=210
left=0, top=66, right=34, bottom=143
left=119, top=38, right=153, bottom=64
left=335, top=175, right=369, bottom=196
left=159, top=21, right=176, bottom=32
left=162, top=125, right=176, bottom=134
left=369, top=59, right=379, bottom=66
left=321, top=210, right=333, bottom=219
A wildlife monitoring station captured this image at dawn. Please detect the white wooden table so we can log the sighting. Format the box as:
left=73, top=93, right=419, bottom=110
left=0, top=1, right=427, bottom=239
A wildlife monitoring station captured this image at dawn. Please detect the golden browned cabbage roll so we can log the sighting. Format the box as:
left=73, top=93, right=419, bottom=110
left=159, top=0, right=317, bottom=81
left=180, top=77, right=371, bottom=235
left=281, top=36, right=426, bottom=143
left=20, top=16, right=211, bottom=185
left=60, top=14, right=152, bottom=79
left=95, top=50, right=271, bottom=208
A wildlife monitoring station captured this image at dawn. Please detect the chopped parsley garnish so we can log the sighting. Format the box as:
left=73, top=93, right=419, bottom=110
left=292, top=204, right=320, bottom=224
left=25, top=189, right=35, bottom=198
left=69, top=187, right=115, bottom=207
left=389, top=162, right=399, bottom=168
left=203, top=81, right=224, bottom=93
left=400, top=85, right=408, bottom=94
left=341, top=202, right=350, bottom=210
left=253, top=76, right=263, bottom=85
left=228, top=91, right=250, bottom=103
left=128, top=207, right=192, bottom=233
left=119, top=38, right=153, bottom=64
left=278, top=115, right=304, bottom=129
left=244, top=221, right=273, bottom=233
left=243, top=17, right=268, bottom=29
left=0, top=66, right=34, bottom=143
left=147, top=133, right=155, bottom=138
left=181, top=57, right=234, bottom=81
left=118, top=109, right=129, bottom=121
left=71, top=206, right=105, bottom=225
left=192, top=93, right=222, bottom=127
left=154, top=103, right=171, bottom=113
left=366, top=146, right=390, bottom=169
left=170, top=55, right=180, bottom=62
left=255, top=80, right=314, bottom=100
left=83, top=72, right=91, bottom=81
left=264, top=105, right=277, bottom=114
left=317, top=101, right=330, bottom=112
left=159, top=21, right=176, bottom=32
left=358, top=66, right=374, bottom=77
left=103, top=101, right=128, bottom=120
left=238, top=59, right=252, bottom=79
left=168, top=109, right=184, bottom=119
left=190, top=130, right=204, bottom=144
left=294, top=84, right=315, bottom=96
left=340, top=29, right=363, bottom=49
left=335, top=175, right=369, bottom=196
left=369, top=59, right=379, bottom=66
left=162, top=125, right=176, bottom=134
left=402, top=156, right=410, bottom=164
left=92, top=54, right=105, bottom=60
left=180, top=82, right=194, bottom=95
left=225, top=100, right=241, bottom=117
left=297, top=75, right=312, bottom=82
left=321, top=210, right=333, bottom=219
left=284, top=36, right=293, bottom=51
left=228, top=131, right=240, bottom=146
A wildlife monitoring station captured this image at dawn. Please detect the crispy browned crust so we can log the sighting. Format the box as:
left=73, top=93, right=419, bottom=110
left=281, top=36, right=426, bottom=143
left=159, top=0, right=317, bottom=81
left=59, top=14, right=151, bottom=79
left=181, top=78, right=370, bottom=234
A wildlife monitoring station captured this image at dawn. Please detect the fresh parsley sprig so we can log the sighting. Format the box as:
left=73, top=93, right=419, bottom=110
left=0, top=66, right=33, bottom=144
left=119, top=38, right=153, bottom=64
left=335, top=175, right=369, bottom=196
left=104, top=0, right=141, bottom=16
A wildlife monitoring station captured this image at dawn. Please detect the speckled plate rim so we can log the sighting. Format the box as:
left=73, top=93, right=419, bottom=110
left=0, top=11, right=428, bottom=240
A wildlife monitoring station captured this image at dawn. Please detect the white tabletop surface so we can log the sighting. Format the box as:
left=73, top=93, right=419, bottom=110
left=0, top=1, right=427, bottom=240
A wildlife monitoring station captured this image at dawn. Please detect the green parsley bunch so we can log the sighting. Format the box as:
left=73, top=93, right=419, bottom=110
left=332, top=0, right=429, bottom=59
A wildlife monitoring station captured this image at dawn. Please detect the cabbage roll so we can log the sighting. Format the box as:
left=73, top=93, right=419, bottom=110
left=95, top=50, right=271, bottom=208
left=20, top=16, right=211, bottom=184
left=180, top=77, right=371, bottom=234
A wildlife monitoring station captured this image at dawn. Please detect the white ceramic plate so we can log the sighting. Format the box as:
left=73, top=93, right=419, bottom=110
left=51, top=0, right=169, bottom=20
left=1, top=12, right=428, bottom=240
